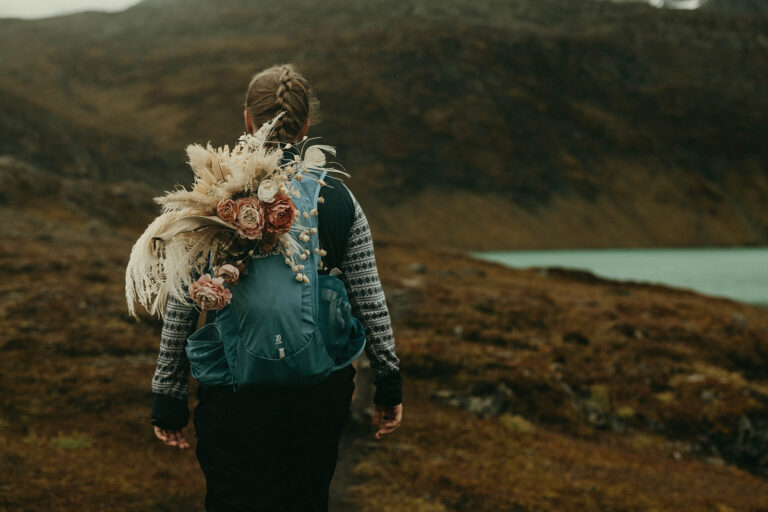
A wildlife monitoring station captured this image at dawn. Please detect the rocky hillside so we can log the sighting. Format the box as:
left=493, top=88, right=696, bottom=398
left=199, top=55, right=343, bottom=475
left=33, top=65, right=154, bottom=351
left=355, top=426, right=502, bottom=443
left=0, top=0, right=766, bottom=249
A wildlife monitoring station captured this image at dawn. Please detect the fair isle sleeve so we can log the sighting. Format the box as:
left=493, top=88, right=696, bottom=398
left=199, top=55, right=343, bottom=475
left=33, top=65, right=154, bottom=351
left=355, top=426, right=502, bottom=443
left=151, top=296, right=198, bottom=400
left=339, top=194, right=400, bottom=381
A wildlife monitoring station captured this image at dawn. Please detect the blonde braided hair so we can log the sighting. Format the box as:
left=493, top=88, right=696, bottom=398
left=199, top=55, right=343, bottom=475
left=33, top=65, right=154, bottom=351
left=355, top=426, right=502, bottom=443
left=245, top=64, right=320, bottom=143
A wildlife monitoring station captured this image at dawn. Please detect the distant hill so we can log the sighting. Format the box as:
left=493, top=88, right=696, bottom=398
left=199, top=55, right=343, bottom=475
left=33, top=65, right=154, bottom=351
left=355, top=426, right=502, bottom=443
left=703, top=0, right=768, bottom=13
left=0, top=0, right=766, bottom=249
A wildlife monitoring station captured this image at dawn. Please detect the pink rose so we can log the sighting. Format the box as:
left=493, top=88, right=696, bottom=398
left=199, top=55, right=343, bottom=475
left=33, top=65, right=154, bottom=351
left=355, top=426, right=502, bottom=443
left=216, top=263, right=240, bottom=284
left=265, top=194, right=296, bottom=235
left=216, top=199, right=238, bottom=223
left=189, top=275, right=232, bottom=311
left=234, top=197, right=266, bottom=240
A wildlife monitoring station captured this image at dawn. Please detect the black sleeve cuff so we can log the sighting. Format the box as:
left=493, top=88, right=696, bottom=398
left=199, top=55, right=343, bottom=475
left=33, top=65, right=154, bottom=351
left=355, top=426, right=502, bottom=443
left=151, top=393, right=190, bottom=430
left=373, top=371, right=403, bottom=407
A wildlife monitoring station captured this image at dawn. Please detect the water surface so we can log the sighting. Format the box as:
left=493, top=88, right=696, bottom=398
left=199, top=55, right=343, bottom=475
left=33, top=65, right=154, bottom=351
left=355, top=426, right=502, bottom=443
left=473, top=247, right=768, bottom=306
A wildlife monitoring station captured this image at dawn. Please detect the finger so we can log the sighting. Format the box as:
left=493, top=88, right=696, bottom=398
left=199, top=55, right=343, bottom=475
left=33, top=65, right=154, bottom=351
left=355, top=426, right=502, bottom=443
left=380, top=417, right=402, bottom=432
left=164, top=431, right=180, bottom=447
left=173, top=432, right=190, bottom=450
left=375, top=423, right=399, bottom=439
left=384, top=419, right=402, bottom=430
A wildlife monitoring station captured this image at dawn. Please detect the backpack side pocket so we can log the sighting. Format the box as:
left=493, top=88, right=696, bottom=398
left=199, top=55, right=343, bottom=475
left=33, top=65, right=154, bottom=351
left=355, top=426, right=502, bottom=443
left=317, top=274, right=354, bottom=362
left=186, top=323, right=232, bottom=386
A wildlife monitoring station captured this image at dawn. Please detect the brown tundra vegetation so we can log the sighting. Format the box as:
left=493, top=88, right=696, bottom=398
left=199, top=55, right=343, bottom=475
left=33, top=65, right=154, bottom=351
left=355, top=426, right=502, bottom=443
left=0, top=188, right=766, bottom=510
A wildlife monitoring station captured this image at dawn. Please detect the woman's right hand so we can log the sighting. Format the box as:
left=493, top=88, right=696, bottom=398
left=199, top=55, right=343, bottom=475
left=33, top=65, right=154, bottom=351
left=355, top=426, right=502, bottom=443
left=373, top=403, right=403, bottom=439
left=153, top=426, right=190, bottom=450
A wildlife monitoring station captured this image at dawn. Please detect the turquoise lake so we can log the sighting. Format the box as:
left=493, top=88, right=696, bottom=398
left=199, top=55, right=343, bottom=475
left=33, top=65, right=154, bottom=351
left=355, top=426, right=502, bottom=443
left=473, top=247, right=768, bottom=306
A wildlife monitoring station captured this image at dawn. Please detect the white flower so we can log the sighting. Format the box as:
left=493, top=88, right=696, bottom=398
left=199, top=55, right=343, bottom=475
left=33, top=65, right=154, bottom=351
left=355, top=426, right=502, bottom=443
left=257, top=178, right=279, bottom=203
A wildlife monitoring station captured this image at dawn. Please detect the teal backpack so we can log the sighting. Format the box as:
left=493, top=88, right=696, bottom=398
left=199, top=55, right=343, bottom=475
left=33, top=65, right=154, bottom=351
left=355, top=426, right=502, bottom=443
left=184, top=169, right=366, bottom=390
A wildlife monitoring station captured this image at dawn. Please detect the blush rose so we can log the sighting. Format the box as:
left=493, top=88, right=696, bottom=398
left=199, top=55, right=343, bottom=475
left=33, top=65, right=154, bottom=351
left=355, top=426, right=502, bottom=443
left=189, top=275, right=232, bottom=311
left=216, top=199, right=238, bottom=223
left=265, top=194, right=296, bottom=235
left=234, top=197, right=266, bottom=240
left=216, top=264, right=240, bottom=284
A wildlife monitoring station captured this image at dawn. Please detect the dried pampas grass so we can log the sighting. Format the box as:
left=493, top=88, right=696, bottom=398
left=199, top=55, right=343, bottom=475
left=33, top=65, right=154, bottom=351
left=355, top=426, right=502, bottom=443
left=125, top=114, right=343, bottom=319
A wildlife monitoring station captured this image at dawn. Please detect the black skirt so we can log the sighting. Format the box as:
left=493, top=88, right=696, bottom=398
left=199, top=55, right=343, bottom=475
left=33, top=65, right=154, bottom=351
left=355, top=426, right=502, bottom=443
left=193, top=364, right=356, bottom=512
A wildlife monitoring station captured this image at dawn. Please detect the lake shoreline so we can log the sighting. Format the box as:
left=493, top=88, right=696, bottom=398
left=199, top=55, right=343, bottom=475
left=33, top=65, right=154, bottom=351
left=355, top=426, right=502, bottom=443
left=473, top=246, right=768, bottom=307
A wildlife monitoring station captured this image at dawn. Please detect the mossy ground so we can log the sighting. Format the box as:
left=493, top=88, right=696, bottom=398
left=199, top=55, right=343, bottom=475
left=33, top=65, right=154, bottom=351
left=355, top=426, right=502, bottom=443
left=0, top=215, right=767, bottom=511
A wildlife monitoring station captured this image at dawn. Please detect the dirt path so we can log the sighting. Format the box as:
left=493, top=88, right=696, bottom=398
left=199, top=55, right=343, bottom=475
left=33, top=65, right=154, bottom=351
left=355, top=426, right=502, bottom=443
left=329, top=422, right=370, bottom=512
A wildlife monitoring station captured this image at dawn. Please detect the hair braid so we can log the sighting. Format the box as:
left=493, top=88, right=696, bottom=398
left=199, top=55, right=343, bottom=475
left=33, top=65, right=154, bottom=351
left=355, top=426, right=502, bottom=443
left=274, top=66, right=297, bottom=141
left=244, top=63, right=318, bottom=143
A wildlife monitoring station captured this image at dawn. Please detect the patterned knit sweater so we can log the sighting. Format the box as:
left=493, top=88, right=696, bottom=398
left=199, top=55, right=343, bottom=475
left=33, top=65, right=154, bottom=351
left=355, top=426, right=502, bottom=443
left=151, top=180, right=402, bottom=430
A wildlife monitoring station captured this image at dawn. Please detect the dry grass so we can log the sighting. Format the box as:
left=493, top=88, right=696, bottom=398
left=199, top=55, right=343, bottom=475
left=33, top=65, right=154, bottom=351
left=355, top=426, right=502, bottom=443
left=0, top=203, right=766, bottom=510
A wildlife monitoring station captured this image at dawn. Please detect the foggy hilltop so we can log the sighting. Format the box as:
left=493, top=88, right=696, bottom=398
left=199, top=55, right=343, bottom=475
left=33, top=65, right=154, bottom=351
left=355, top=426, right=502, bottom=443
left=610, top=0, right=768, bottom=12
left=0, top=0, right=766, bottom=250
